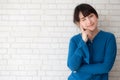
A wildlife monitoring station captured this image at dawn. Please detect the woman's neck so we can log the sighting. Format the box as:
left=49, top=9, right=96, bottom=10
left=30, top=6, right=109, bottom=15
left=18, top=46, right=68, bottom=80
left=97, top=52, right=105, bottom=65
left=89, top=28, right=99, bottom=41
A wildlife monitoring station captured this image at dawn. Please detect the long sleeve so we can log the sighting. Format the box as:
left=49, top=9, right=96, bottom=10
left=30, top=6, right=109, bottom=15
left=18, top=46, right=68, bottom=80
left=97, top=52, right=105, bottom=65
left=67, top=36, right=90, bottom=71
left=79, top=34, right=117, bottom=74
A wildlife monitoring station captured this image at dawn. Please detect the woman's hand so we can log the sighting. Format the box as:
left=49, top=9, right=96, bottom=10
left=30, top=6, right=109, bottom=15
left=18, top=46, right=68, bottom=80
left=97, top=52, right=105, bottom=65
left=80, top=26, right=92, bottom=42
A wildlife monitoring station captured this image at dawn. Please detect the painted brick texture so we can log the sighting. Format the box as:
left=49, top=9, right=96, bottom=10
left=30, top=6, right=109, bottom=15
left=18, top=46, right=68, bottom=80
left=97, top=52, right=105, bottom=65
left=0, top=0, right=120, bottom=80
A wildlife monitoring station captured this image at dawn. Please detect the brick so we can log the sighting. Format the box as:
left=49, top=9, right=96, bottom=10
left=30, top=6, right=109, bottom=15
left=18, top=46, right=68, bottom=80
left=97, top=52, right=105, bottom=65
left=109, top=10, right=120, bottom=15
left=41, top=15, right=56, bottom=21
left=110, top=0, right=120, bottom=3
left=94, top=4, right=106, bottom=9
left=56, top=0, right=73, bottom=4
left=0, top=76, right=16, bottom=80
left=41, top=4, right=57, bottom=9
left=0, top=0, right=7, bottom=3
left=16, top=76, right=32, bottom=80
left=92, top=0, right=109, bottom=4
left=106, top=5, right=120, bottom=10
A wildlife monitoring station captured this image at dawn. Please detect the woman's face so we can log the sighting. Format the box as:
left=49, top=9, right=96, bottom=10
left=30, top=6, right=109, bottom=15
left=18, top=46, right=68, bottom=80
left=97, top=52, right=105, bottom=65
left=79, top=12, right=98, bottom=31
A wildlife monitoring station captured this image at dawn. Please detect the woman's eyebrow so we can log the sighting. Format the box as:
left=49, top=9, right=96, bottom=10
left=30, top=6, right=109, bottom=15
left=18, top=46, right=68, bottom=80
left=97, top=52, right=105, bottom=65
left=80, top=17, right=85, bottom=19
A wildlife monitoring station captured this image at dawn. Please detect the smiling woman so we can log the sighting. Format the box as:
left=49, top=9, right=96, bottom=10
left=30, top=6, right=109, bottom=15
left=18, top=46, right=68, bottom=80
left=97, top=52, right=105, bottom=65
left=67, top=3, right=117, bottom=80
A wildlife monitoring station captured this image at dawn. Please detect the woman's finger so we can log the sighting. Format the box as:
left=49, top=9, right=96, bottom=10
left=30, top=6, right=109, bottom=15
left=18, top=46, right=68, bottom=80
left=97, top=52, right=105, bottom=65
left=80, top=26, right=84, bottom=32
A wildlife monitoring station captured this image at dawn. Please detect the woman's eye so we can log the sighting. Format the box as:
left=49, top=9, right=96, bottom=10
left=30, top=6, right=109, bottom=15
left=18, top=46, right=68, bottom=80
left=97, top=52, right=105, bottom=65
left=89, top=15, right=93, bottom=17
left=82, top=19, right=86, bottom=21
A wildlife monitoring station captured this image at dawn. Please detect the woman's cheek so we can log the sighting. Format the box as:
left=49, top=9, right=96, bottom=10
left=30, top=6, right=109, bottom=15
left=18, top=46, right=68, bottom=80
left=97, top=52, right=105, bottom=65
left=80, top=23, right=87, bottom=29
left=82, top=25, right=87, bottom=29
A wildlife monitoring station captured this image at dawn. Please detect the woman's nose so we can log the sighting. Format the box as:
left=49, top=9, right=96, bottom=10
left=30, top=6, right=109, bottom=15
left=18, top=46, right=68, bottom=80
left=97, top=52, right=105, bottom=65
left=86, top=18, right=92, bottom=25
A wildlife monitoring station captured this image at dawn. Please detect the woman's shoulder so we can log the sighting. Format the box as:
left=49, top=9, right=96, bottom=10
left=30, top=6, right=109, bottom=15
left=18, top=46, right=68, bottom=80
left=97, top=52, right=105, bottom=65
left=100, top=30, right=115, bottom=38
left=70, top=33, right=82, bottom=43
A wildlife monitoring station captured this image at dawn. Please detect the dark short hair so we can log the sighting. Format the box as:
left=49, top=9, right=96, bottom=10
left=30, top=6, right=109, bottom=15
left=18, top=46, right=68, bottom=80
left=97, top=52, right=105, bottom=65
left=73, top=3, right=98, bottom=24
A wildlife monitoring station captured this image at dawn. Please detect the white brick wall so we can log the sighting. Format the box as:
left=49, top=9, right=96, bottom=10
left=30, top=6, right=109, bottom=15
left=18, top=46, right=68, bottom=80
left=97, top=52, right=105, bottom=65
left=0, top=0, right=120, bottom=80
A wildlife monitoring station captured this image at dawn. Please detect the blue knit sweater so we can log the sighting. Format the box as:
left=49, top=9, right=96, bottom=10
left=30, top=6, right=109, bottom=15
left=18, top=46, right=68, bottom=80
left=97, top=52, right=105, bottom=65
left=67, top=30, right=117, bottom=80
